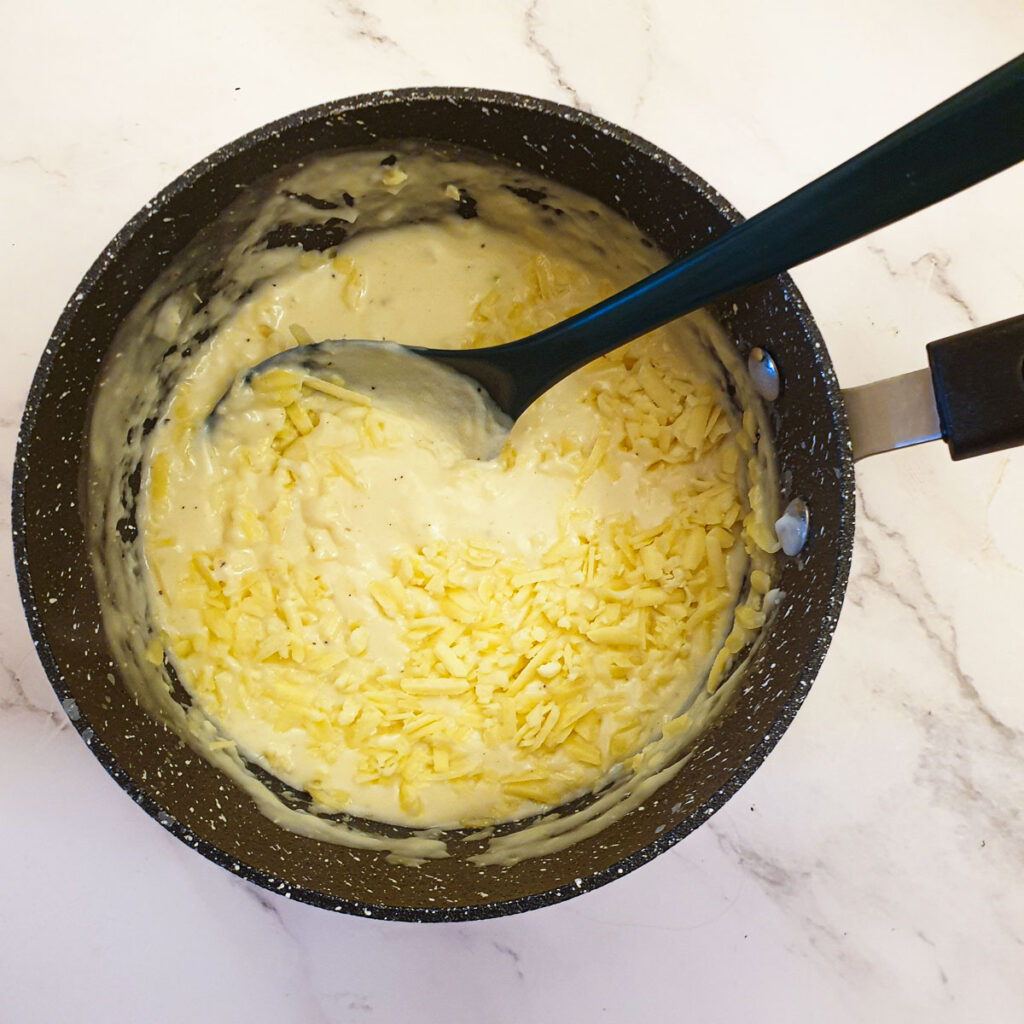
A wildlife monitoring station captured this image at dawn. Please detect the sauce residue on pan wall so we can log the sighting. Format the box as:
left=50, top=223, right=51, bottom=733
left=87, top=146, right=781, bottom=865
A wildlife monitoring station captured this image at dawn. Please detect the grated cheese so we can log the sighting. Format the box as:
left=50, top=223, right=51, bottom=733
left=140, top=163, right=777, bottom=830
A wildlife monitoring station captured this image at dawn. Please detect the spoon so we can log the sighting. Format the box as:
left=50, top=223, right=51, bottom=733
left=215, top=55, right=1023, bottom=453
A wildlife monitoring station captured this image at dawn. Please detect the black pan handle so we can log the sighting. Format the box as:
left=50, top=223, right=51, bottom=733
left=928, top=313, right=1024, bottom=460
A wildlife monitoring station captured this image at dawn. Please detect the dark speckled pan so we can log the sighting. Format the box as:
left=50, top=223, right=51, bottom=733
left=11, top=88, right=854, bottom=921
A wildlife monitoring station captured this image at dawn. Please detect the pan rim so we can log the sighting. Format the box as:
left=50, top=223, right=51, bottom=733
left=12, top=85, right=856, bottom=921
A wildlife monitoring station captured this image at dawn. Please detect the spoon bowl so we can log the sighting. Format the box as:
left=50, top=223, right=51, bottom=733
left=211, top=339, right=512, bottom=460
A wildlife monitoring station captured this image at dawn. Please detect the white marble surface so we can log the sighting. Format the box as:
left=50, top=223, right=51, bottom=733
left=2, top=1, right=1023, bottom=1020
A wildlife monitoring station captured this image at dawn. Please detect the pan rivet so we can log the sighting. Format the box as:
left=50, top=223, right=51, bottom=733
left=748, top=347, right=781, bottom=401
left=775, top=498, right=809, bottom=556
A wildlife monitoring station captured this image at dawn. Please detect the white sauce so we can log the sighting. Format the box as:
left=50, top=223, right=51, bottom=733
left=89, top=147, right=781, bottom=859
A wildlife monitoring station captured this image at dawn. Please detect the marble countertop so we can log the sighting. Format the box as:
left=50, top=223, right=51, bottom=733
left=3, top=2, right=1022, bottom=1021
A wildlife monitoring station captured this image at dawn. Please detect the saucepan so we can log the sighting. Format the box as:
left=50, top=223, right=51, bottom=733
left=13, top=87, right=1024, bottom=921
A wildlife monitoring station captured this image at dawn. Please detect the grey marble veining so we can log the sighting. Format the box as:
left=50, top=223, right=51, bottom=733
left=2, top=0, right=1023, bottom=1021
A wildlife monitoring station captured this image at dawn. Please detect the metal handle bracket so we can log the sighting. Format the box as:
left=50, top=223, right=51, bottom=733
left=843, top=368, right=941, bottom=462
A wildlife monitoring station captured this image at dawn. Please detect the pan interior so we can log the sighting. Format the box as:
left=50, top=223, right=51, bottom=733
left=13, top=88, right=854, bottom=920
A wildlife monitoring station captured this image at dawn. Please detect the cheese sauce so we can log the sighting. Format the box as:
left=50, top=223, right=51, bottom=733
left=90, top=147, right=779, bottom=856
left=136, top=150, right=779, bottom=830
